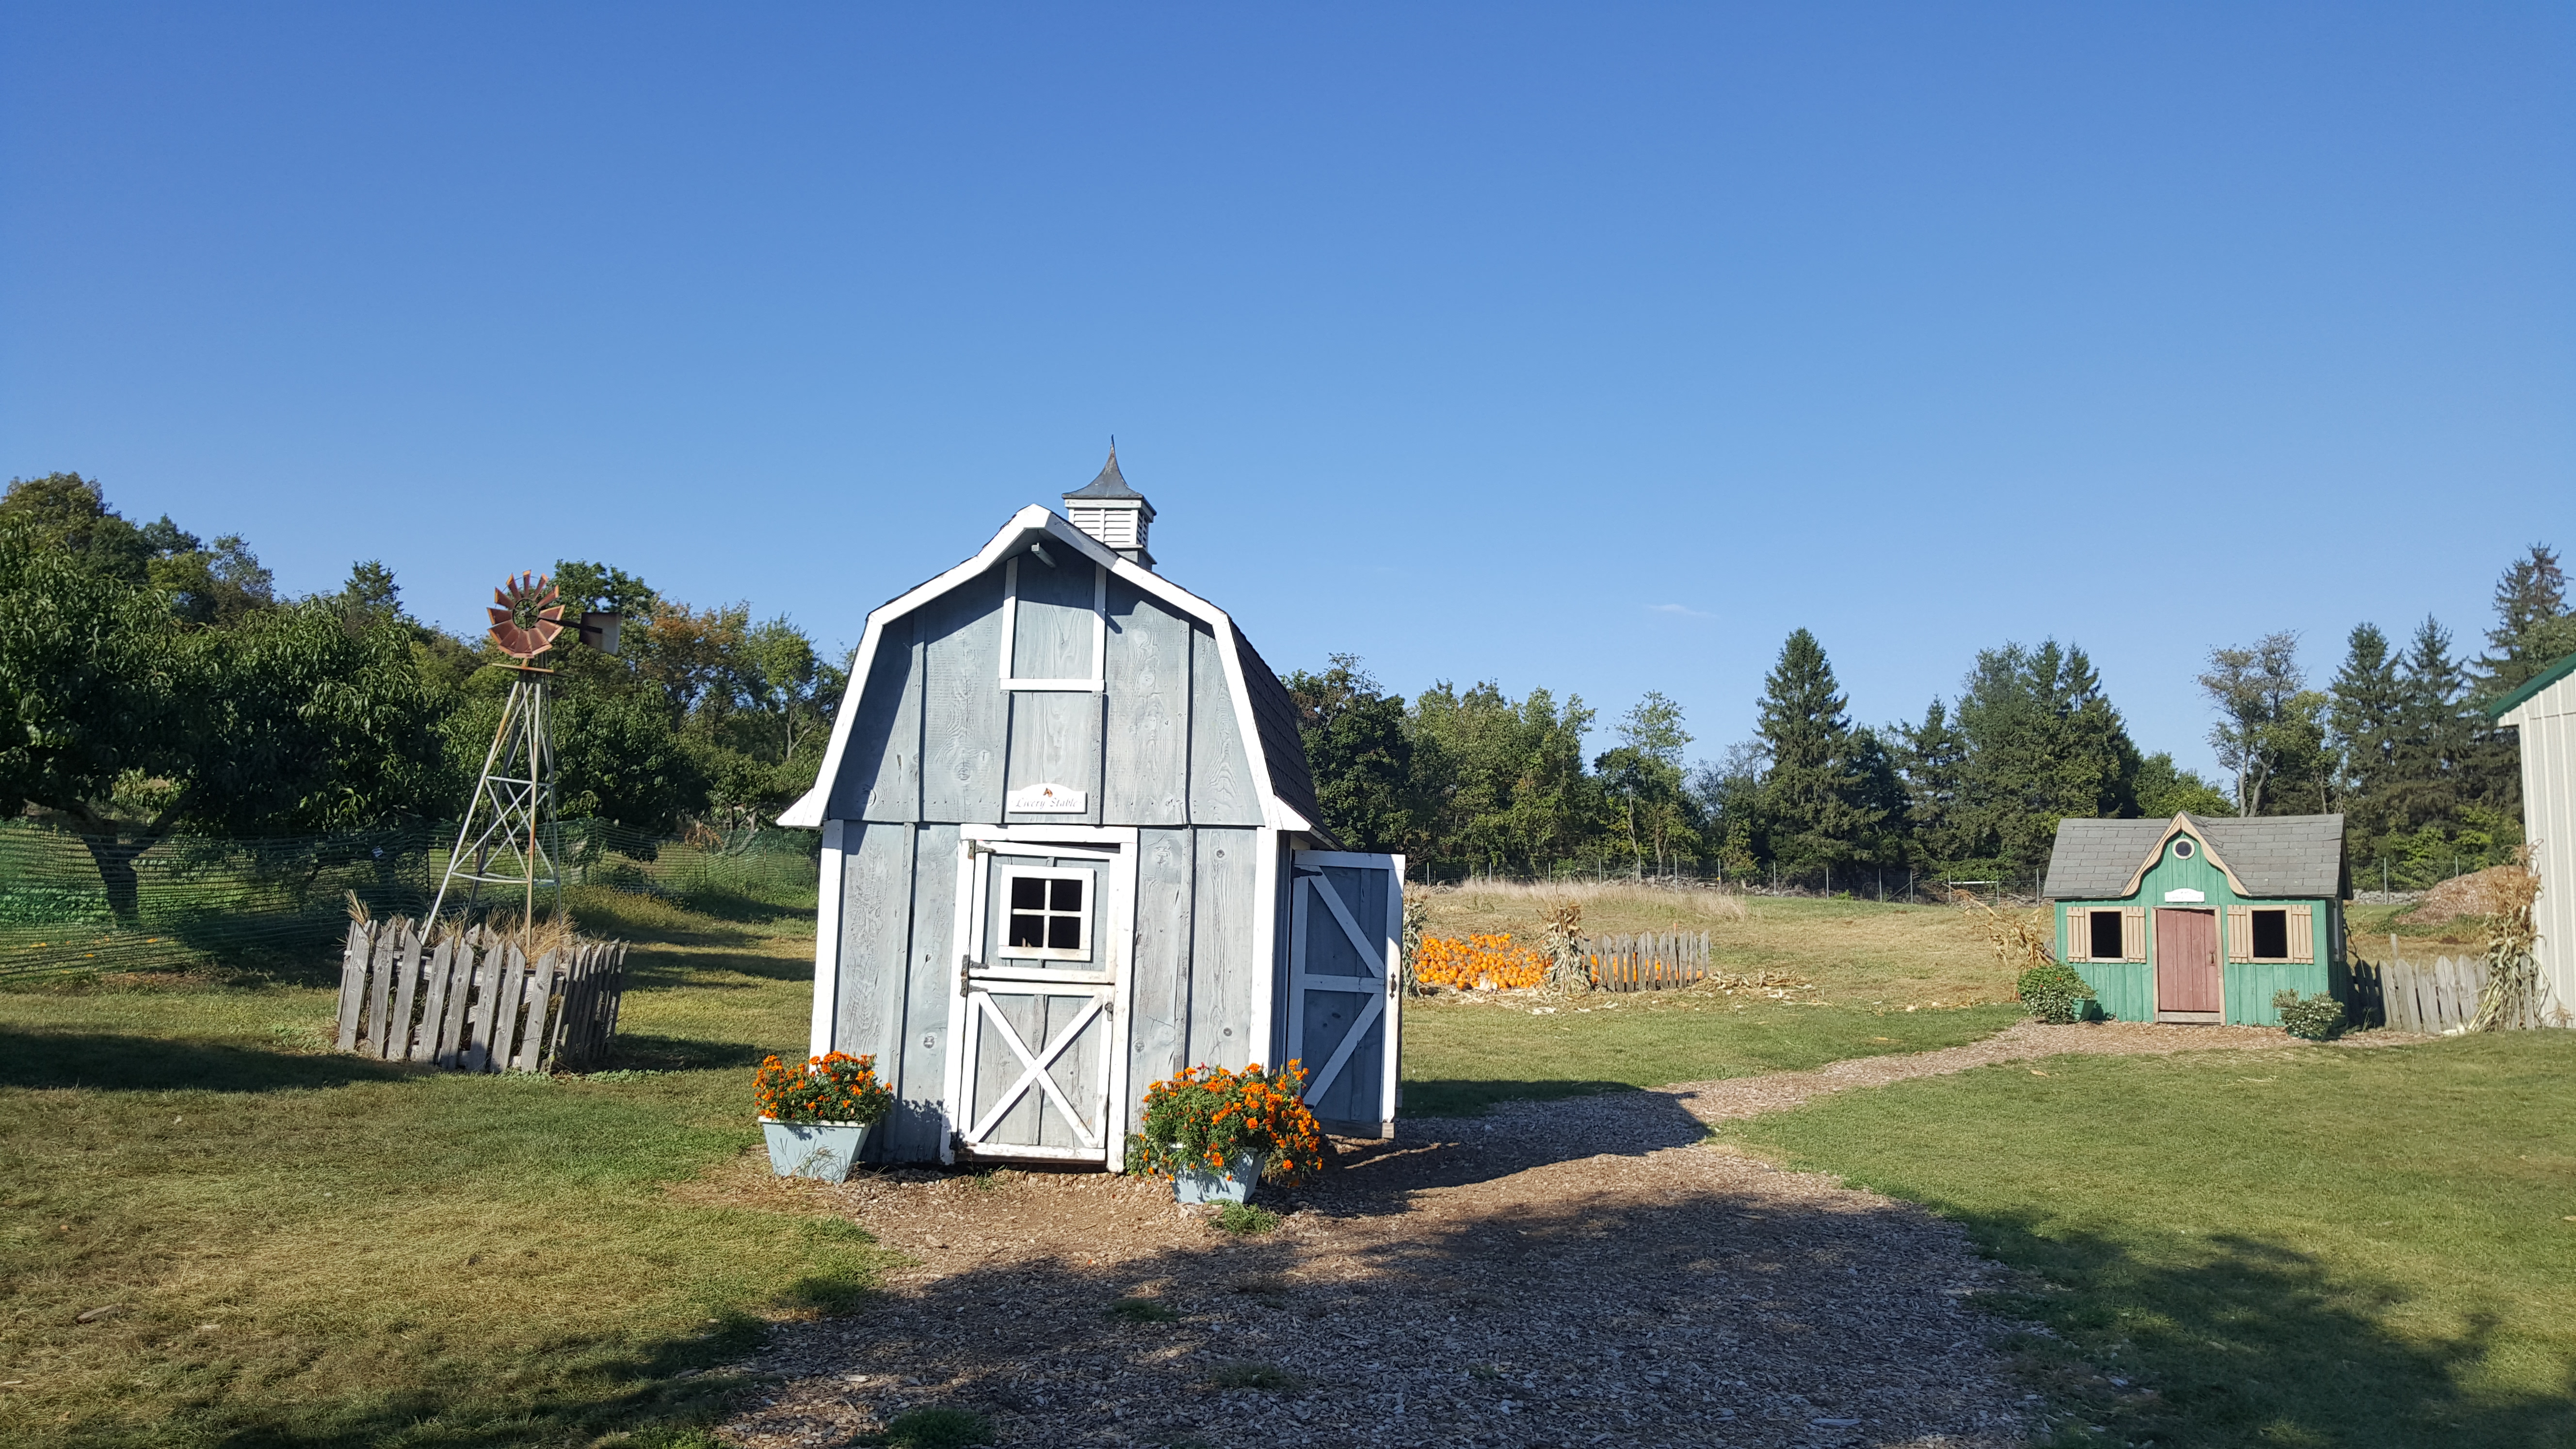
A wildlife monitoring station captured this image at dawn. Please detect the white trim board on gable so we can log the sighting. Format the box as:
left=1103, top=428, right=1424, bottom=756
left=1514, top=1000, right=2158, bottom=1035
left=779, top=505, right=1305, bottom=833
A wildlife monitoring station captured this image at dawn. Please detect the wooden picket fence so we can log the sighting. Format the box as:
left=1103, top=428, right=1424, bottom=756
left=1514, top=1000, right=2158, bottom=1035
left=334, top=917, right=630, bottom=1072
left=1587, top=932, right=1711, bottom=992
left=2358, top=954, right=2551, bottom=1033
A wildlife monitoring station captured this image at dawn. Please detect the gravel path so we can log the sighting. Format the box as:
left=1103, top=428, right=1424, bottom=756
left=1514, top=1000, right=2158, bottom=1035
left=718, top=1020, right=2340, bottom=1449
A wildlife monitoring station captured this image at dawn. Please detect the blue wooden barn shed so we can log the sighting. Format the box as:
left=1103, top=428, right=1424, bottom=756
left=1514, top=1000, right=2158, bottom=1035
left=778, top=454, right=1403, bottom=1168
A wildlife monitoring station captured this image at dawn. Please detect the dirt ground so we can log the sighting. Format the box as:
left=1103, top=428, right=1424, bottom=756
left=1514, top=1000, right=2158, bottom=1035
left=717, top=1022, right=2383, bottom=1449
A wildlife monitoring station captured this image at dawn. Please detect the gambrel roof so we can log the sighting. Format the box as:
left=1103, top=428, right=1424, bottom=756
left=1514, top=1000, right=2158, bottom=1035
left=2043, top=813, right=2346, bottom=900
left=779, top=505, right=1320, bottom=834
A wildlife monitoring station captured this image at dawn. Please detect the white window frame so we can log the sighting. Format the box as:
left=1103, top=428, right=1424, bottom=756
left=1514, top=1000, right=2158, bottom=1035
left=998, top=555, right=1107, bottom=692
left=994, top=865, right=1095, bottom=963
left=2248, top=906, right=2291, bottom=962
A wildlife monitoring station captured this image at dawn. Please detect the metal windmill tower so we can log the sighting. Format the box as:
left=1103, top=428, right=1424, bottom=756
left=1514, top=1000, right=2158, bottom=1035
left=429, top=573, right=620, bottom=933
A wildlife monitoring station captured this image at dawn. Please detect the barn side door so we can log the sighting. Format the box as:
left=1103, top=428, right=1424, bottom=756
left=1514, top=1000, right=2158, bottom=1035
left=1287, top=850, right=1403, bottom=1139
left=943, top=829, right=1138, bottom=1167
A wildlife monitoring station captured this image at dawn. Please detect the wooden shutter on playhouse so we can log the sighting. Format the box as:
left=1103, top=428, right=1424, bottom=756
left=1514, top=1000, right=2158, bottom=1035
left=2226, top=906, right=2252, bottom=963
left=2121, top=907, right=2145, bottom=962
left=2065, top=908, right=2091, bottom=961
left=2288, top=906, right=2314, bottom=963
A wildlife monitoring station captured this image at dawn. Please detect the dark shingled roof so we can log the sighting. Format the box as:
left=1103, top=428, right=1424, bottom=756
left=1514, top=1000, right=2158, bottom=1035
left=1229, top=624, right=1335, bottom=847
left=2045, top=814, right=2346, bottom=900
left=1062, top=447, right=1149, bottom=502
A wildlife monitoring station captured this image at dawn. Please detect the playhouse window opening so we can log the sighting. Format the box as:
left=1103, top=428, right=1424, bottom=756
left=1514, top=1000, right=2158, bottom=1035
left=1003, top=871, right=1092, bottom=959
left=2088, top=910, right=2125, bottom=961
left=2251, top=909, right=2289, bottom=960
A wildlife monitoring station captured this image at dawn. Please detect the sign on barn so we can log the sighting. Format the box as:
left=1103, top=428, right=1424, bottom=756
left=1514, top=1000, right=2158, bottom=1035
left=779, top=453, right=1403, bottom=1166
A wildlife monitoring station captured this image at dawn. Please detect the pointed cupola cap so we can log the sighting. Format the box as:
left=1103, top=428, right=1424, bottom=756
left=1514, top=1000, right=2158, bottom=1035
left=1061, top=446, right=1156, bottom=567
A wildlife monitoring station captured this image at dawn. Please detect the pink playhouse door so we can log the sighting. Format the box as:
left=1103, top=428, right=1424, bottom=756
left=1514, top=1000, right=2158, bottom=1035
left=2155, top=908, right=2222, bottom=1018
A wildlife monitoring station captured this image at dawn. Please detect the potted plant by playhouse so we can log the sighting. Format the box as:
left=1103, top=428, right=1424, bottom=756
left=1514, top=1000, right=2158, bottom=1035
left=755, top=1051, right=894, bottom=1180
left=1126, top=1062, right=1326, bottom=1204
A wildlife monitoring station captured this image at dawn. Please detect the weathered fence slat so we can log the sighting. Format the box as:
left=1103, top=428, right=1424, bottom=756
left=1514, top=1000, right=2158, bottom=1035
left=335, top=922, right=370, bottom=1051
left=413, top=938, right=452, bottom=1064
left=386, top=927, right=425, bottom=1062
left=1586, top=931, right=1712, bottom=993
left=433, top=938, right=473, bottom=1066
left=362, top=927, right=398, bottom=1058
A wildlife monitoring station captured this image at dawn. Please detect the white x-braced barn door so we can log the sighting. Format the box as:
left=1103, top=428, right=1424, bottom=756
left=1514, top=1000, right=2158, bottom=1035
left=1288, top=850, right=1403, bottom=1139
left=943, top=829, right=1137, bottom=1166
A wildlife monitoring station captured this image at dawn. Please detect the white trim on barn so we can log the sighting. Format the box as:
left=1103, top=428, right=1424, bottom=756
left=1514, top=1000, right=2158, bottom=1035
left=780, top=506, right=1305, bottom=833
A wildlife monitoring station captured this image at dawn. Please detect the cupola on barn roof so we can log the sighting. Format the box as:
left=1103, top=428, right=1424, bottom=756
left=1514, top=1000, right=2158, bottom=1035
left=1062, top=446, right=1156, bottom=568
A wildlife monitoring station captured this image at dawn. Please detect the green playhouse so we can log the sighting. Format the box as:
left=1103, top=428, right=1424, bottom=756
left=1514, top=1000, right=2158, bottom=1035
left=2041, top=813, right=2348, bottom=1025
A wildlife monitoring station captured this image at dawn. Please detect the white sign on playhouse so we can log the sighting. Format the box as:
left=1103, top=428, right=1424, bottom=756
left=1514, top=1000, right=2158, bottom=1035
left=1007, top=782, right=1088, bottom=813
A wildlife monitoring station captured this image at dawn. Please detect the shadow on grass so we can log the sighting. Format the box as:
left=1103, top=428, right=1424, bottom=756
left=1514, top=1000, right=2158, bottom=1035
left=606, top=1032, right=774, bottom=1071
left=1958, top=1209, right=2576, bottom=1449
left=0, top=1029, right=413, bottom=1092
left=1398, top=1077, right=1639, bottom=1118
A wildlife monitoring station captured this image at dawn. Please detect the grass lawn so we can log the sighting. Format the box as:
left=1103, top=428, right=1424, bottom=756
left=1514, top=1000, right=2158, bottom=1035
left=1401, top=995, right=2023, bottom=1116
left=0, top=888, right=872, bottom=1449
left=1403, top=886, right=2023, bottom=1115
left=1722, top=1034, right=2576, bottom=1449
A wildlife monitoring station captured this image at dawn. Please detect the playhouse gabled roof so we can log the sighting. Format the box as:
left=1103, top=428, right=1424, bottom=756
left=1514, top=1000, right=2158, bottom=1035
left=2044, top=813, right=2345, bottom=901
left=777, top=504, right=1320, bottom=835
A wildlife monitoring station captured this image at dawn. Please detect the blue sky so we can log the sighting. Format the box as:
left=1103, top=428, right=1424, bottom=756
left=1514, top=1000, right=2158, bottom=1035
left=4, top=3, right=2570, bottom=778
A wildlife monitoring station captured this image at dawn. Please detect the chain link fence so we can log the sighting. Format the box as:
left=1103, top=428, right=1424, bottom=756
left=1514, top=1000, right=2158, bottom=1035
left=0, top=818, right=818, bottom=981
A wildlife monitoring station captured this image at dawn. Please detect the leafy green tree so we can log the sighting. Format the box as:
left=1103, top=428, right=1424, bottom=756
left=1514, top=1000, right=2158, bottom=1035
left=1595, top=691, right=1697, bottom=876
left=1284, top=654, right=1416, bottom=853
left=2134, top=752, right=2234, bottom=818
left=2197, top=632, right=2309, bottom=816
left=1, top=509, right=448, bottom=917
left=1408, top=680, right=1596, bottom=871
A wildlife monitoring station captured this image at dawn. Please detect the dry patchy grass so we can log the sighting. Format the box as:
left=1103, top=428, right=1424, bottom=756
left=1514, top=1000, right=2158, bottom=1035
left=1420, top=885, right=2015, bottom=1007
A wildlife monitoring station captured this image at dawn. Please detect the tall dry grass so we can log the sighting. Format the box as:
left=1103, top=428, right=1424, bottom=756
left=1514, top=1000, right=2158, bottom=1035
left=1426, top=877, right=1752, bottom=925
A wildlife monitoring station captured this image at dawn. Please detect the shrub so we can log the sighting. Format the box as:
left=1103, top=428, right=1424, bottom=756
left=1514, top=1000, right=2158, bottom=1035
left=753, top=1051, right=894, bottom=1125
left=2273, top=989, right=2347, bottom=1041
left=1215, top=1202, right=1280, bottom=1235
left=1126, top=1062, right=1325, bottom=1186
left=2017, top=961, right=2097, bottom=1025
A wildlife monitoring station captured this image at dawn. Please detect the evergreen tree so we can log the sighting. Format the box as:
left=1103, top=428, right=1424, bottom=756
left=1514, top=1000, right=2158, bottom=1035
left=2477, top=544, right=2576, bottom=697
left=1892, top=699, right=1968, bottom=864
left=1950, top=640, right=2141, bottom=874
left=2385, top=616, right=2468, bottom=832
left=2329, top=623, right=2403, bottom=836
left=1753, top=629, right=1882, bottom=872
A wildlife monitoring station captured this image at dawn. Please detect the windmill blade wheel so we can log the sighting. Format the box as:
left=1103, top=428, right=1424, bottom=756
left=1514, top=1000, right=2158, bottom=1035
left=486, top=572, right=566, bottom=661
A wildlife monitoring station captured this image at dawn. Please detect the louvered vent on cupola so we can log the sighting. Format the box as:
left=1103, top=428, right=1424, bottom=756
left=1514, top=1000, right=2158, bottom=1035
left=1061, top=446, right=1156, bottom=569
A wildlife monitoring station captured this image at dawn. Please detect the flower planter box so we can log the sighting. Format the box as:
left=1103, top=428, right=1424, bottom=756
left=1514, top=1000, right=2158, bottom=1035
left=1173, top=1149, right=1264, bottom=1205
left=760, top=1119, right=873, bottom=1181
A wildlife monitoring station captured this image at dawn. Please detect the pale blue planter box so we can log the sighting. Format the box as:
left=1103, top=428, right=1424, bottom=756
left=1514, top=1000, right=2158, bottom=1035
left=1174, top=1150, right=1264, bottom=1205
left=761, top=1119, right=873, bottom=1180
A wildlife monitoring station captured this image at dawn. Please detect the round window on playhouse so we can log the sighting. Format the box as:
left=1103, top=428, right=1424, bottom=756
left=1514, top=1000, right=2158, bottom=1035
left=2173, top=838, right=2196, bottom=859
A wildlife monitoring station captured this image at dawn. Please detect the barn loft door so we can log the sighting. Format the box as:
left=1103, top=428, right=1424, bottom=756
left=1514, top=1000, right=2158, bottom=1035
left=944, top=830, right=1137, bottom=1166
left=1288, top=850, right=1404, bottom=1139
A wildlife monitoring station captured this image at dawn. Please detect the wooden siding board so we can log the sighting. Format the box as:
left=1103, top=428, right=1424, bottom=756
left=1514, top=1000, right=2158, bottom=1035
left=1189, top=828, right=1259, bottom=1069
left=1188, top=626, right=1262, bottom=826
left=888, top=823, right=960, bottom=1162
left=1128, top=828, right=1194, bottom=1129
left=1102, top=581, right=1191, bottom=826
left=918, top=570, right=1009, bottom=824
left=1004, top=691, right=1104, bottom=826
left=1009, top=559, right=1098, bottom=679
left=836, top=823, right=916, bottom=1079
left=830, top=614, right=924, bottom=822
